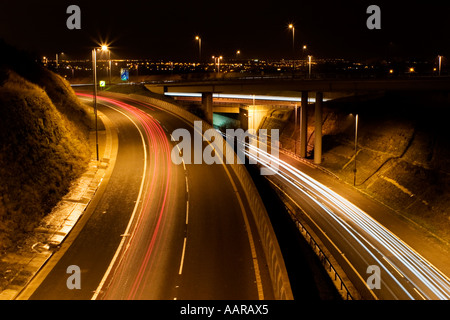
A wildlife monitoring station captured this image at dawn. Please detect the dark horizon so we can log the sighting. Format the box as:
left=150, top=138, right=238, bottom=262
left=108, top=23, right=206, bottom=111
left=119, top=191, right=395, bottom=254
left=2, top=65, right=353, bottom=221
left=1, top=1, right=449, bottom=62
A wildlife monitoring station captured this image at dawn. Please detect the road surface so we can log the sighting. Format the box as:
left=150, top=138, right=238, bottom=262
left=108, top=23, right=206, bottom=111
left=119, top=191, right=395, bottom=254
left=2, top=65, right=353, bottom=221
left=22, top=93, right=274, bottom=300
left=242, top=136, right=450, bottom=300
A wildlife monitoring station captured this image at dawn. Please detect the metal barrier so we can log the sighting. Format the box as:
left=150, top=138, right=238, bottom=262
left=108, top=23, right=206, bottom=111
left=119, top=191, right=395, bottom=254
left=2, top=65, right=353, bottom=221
left=284, top=203, right=354, bottom=300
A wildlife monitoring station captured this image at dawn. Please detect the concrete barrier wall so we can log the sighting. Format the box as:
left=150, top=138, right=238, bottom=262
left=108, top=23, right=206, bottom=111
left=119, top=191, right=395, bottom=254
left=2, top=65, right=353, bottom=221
left=100, top=92, right=294, bottom=300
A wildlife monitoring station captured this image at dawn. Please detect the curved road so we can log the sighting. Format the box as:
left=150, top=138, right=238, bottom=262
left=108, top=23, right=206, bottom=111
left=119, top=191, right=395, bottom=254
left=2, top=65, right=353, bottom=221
left=21, top=93, right=274, bottom=300
left=245, top=142, right=450, bottom=300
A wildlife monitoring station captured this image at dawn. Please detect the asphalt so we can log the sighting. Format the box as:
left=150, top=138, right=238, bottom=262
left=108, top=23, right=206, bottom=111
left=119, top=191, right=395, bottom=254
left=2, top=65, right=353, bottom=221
left=268, top=150, right=450, bottom=299
left=16, top=94, right=277, bottom=300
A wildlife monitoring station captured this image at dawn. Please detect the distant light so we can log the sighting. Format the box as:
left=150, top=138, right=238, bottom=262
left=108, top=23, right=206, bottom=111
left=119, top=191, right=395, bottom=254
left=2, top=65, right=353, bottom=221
left=303, top=45, right=307, bottom=50
left=389, top=69, right=394, bottom=74
left=288, top=24, right=293, bottom=29
left=409, top=67, right=415, bottom=72
left=101, top=45, right=108, bottom=51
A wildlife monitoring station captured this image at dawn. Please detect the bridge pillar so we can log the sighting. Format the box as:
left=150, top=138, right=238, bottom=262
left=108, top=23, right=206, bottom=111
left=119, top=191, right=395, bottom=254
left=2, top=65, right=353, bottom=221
left=314, top=92, right=323, bottom=164
left=201, top=92, right=213, bottom=124
left=300, top=91, right=308, bottom=158
left=239, top=106, right=249, bottom=131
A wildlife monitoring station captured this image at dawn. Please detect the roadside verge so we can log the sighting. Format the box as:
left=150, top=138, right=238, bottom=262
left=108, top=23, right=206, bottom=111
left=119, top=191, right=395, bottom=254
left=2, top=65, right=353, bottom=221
left=0, top=111, right=116, bottom=300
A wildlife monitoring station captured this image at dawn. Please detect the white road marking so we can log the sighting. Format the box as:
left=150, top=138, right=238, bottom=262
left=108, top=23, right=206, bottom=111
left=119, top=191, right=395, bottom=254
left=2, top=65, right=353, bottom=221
left=179, top=237, right=187, bottom=275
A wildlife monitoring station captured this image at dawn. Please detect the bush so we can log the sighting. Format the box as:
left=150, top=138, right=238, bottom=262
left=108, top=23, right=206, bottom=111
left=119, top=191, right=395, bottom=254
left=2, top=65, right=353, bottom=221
left=0, top=69, right=90, bottom=251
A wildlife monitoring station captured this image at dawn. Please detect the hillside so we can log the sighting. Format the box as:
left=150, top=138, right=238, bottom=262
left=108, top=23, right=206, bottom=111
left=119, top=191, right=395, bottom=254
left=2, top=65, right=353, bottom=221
left=265, top=91, right=450, bottom=244
left=0, top=42, right=92, bottom=252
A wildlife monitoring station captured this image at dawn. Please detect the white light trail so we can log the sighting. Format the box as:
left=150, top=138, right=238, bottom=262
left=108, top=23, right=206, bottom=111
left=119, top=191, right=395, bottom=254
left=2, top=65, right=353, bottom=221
left=231, top=133, right=450, bottom=300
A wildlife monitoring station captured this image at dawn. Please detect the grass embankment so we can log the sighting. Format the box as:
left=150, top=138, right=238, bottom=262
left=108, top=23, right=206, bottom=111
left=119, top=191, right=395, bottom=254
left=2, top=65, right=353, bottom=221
left=0, top=42, right=91, bottom=252
left=271, top=92, right=450, bottom=244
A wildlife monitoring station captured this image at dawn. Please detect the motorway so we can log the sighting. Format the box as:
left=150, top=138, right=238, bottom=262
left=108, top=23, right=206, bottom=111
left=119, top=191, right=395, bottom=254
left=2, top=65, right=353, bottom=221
left=244, top=141, right=450, bottom=300
left=21, top=93, right=274, bottom=300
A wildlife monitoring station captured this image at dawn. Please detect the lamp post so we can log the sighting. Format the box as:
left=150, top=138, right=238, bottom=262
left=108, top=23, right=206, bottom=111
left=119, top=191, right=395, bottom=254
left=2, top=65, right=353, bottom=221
left=289, top=24, right=295, bottom=73
left=195, top=36, right=201, bottom=61
left=92, top=48, right=99, bottom=161
left=212, top=55, right=222, bottom=73
left=353, top=113, right=359, bottom=186
left=294, top=103, right=298, bottom=154
left=288, top=24, right=295, bottom=53
left=56, top=52, right=64, bottom=69
left=308, top=55, right=312, bottom=78
left=92, top=44, right=109, bottom=161
left=101, top=45, right=111, bottom=85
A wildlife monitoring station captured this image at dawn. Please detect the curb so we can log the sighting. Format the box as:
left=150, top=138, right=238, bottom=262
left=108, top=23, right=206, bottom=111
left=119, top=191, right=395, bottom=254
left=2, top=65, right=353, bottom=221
left=0, top=111, right=114, bottom=300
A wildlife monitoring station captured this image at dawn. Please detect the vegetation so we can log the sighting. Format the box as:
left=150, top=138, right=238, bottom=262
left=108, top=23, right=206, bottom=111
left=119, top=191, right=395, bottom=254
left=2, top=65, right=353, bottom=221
left=0, top=41, right=91, bottom=251
left=276, top=92, right=450, bottom=244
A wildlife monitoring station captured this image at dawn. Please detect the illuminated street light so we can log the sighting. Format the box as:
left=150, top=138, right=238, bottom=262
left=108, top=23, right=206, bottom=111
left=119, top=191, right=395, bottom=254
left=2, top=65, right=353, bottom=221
left=288, top=24, right=295, bottom=53
left=353, top=113, right=359, bottom=186
left=308, top=55, right=312, bottom=78
left=101, top=45, right=112, bottom=85
left=195, top=36, right=201, bottom=61
left=92, top=44, right=110, bottom=161
left=56, top=52, right=64, bottom=69
left=212, top=55, right=223, bottom=72
left=438, top=55, right=442, bottom=76
left=92, top=48, right=99, bottom=161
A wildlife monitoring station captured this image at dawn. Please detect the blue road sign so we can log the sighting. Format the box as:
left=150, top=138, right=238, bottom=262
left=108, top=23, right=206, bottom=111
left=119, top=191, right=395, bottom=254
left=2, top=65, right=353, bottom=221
left=120, top=68, right=129, bottom=81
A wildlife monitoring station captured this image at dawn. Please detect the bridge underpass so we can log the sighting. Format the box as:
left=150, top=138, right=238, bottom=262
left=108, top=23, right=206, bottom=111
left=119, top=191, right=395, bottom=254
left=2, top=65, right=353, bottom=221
left=159, top=90, right=331, bottom=164
left=146, top=77, right=450, bottom=165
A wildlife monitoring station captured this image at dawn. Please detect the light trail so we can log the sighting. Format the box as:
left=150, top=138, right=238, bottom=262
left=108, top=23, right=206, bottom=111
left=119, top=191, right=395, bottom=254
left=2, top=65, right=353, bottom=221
left=164, top=92, right=329, bottom=103
left=228, top=132, right=450, bottom=300
left=77, top=93, right=174, bottom=300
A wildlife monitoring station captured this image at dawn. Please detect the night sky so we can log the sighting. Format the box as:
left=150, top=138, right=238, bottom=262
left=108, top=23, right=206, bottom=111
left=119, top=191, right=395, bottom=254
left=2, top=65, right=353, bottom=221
left=1, top=1, right=449, bottom=61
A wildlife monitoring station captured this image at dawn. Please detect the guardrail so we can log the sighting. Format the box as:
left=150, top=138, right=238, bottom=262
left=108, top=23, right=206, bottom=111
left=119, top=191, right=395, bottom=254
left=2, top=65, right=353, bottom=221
left=282, top=200, right=354, bottom=300
left=99, top=91, right=294, bottom=300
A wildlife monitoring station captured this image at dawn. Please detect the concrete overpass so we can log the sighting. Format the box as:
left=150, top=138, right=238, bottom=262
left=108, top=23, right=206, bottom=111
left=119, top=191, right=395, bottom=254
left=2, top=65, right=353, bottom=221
left=146, top=77, right=450, bottom=164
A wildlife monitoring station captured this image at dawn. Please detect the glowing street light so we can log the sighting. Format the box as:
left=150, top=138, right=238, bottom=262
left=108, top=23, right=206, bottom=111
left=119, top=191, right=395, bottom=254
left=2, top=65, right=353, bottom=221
left=438, top=55, right=442, bottom=76
left=288, top=23, right=295, bottom=53
left=56, top=52, right=64, bottom=69
left=212, top=55, right=223, bottom=72
left=92, top=44, right=110, bottom=161
left=101, top=45, right=112, bottom=85
left=308, top=55, right=312, bottom=78
left=195, top=36, right=201, bottom=61
left=354, top=113, right=359, bottom=186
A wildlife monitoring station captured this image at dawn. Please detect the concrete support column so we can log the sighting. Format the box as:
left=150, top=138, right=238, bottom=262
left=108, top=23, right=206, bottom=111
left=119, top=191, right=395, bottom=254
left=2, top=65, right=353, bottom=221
left=314, top=92, right=323, bottom=164
left=201, top=92, right=213, bottom=124
left=239, top=106, right=249, bottom=131
left=300, top=91, right=308, bottom=158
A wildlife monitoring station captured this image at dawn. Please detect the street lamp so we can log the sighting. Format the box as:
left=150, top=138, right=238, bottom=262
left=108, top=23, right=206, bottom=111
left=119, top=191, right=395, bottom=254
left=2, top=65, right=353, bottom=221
left=92, top=48, right=99, bottom=161
left=308, top=55, right=312, bottom=78
left=353, top=113, right=359, bottom=186
left=100, top=45, right=112, bottom=85
left=195, top=36, right=201, bottom=61
left=212, top=55, right=222, bottom=73
left=438, top=55, right=442, bottom=76
left=92, top=45, right=109, bottom=161
left=56, top=52, right=64, bottom=69
left=288, top=24, right=295, bottom=53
